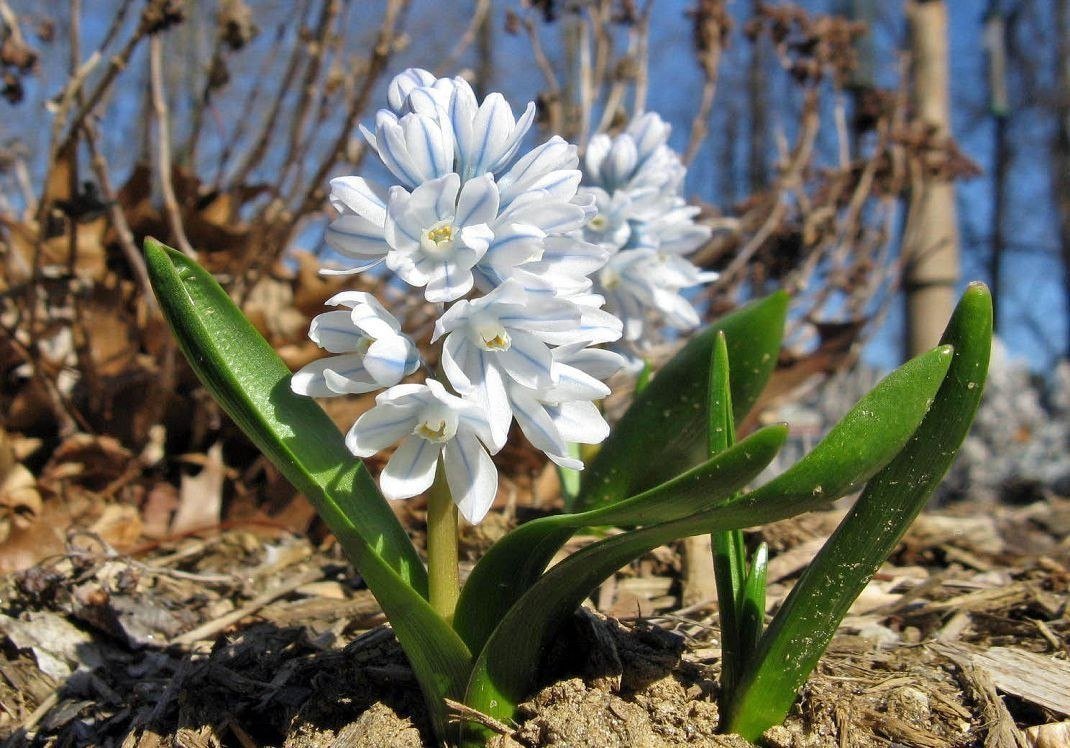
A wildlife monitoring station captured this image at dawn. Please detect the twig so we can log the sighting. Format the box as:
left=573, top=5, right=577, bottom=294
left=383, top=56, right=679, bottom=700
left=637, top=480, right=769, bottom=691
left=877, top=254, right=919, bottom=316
left=522, top=13, right=563, bottom=134
left=171, top=568, right=324, bottom=645
left=48, top=8, right=154, bottom=194
left=444, top=699, right=514, bottom=736
left=683, top=1, right=726, bottom=164
left=0, top=322, right=88, bottom=435
left=630, top=3, right=653, bottom=116
left=577, top=16, right=594, bottom=149
left=149, top=34, right=196, bottom=258
left=434, top=0, right=492, bottom=76
left=278, top=0, right=342, bottom=192
left=715, top=89, right=820, bottom=288
left=287, top=0, right=409, bottom=227
left=0, top=0, right=27, bottom=49
left=226, top=0, right=315, bottom=190
left=81, top=119, right=158, bottom=312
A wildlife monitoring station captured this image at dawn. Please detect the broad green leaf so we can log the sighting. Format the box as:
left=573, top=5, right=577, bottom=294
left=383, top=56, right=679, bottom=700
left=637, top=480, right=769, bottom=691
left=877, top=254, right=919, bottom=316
left=452, top=425, right=789, bottom=652
left=574, top=292, right=789, bottom=511
left=144, top=240, right=471, bottom=738
left=462, top=347, right=953, bottom=733
left=725, top=284, right=992, bottom=741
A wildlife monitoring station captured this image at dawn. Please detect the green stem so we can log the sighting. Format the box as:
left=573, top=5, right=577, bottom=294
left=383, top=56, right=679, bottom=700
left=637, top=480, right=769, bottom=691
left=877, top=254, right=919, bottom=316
left=427, top=465, right=460, bottom=623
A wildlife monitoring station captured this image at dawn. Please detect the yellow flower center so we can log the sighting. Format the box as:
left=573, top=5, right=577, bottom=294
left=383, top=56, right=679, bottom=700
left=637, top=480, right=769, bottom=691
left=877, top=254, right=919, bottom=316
left=427, top=225, right=453, bottom=245
left=415, top=419, right=450, bottom=442
left=421, top=220, right=456, bottom=255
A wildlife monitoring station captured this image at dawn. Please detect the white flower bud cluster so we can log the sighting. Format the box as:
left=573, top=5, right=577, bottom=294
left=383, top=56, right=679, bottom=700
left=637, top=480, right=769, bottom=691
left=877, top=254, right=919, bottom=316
left=292, top=69, right=626, bottom=523
left=578, top=113, right=717, bottom=348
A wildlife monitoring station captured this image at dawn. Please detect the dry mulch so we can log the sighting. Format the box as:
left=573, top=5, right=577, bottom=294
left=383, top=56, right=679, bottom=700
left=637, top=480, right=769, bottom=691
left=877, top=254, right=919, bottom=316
left=1, top=496, right=1068, bottom=747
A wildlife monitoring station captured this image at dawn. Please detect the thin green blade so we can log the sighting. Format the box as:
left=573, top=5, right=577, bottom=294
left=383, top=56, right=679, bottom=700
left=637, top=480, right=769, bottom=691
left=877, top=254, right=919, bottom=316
left=575, top=291, right=789, bottom=511
left=452, top=425, right=788, bottom=653
left=725, top=284, right=992, bottom=740
left=144, top=239, right=471, bottom=737
left=708, top=330, right=747, bottom=697
left=738, top=542, right=768, bottom=665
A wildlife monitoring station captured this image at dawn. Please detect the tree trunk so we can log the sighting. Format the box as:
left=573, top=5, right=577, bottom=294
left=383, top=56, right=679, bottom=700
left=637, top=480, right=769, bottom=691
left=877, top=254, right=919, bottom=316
left=985, top=5, right=1011, bottom=334
left=747, top=0, right=768, bottom=193
left=1053, top=0, right=1070, bottom=358
left=902, top=0, right=959, bottom=358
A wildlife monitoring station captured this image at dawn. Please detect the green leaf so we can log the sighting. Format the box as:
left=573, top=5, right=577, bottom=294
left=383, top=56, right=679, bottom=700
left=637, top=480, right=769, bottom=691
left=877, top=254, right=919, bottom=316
left=725, top=284, right=992, bottom=741
left=738, top=542, right=768, bottom=665
left=144, top=239, right=471, bottom=738
left=574, top=292, right=789, bottom=511
left=708, top=330, right=748, bottom=697
left=452, top=425, right=789, bottom=653
left=460, top=346, right=952, bottom=734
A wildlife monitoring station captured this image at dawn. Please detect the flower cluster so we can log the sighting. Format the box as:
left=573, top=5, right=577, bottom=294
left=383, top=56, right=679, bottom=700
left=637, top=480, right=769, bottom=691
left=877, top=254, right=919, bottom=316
left=293, top=69, right=625, bottom=523
left=578, top=113, right=717, bottom=348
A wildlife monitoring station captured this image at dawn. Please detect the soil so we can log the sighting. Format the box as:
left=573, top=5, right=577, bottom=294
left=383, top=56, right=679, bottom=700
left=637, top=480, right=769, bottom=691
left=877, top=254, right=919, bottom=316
left=1, top=496, right=1068, bottom=747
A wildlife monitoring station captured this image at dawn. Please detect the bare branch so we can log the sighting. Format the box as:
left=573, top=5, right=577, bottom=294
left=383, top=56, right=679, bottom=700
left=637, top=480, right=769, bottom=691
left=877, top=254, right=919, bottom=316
left=149, top=34, right=195, bottom=257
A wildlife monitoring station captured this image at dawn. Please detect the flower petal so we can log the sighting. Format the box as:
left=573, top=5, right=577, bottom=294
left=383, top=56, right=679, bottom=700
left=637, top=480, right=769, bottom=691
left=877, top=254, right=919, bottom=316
left=308, top=311, right=366, bottom=353
left=345, top=403, right=418, bottom=457
left=325, top=214, right=388, bottom=261
left=387, top=68, right=436, bottom=113
left=510, top=388, right=581, bottom=470
left=443, top=432, right=498, bottom=523
left=494, top=331, right=553, bottom=390
left=455, top=173, right=500, bottom=227
left=364, top=335, right=419, bottom=386
left=550, top=400, right=610, bottom=444
left=291, top=354, right=372, bottom=398
left=425, top=262, right=474, bottom=303
left=380, top=436, right=441, bottom=499
left=329, top=176, right=389, bottom=225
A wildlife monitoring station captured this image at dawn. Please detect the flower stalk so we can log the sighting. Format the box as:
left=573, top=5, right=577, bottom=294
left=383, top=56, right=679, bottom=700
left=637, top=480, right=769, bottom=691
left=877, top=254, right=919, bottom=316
left=427, top=464, right=460, bottom=622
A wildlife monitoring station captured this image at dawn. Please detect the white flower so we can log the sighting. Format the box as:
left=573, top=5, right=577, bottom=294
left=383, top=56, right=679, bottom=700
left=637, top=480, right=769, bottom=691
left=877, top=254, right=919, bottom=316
left=433, top=280, right=596, bottom=448
left=600, top=249, right=715, bottom=341
left=373, top=69, right=537, bottom=186
left=584, top=112, right=684, bottom=195
left=577, top=186, right=640, bottom=249
left=383, top=173, right=499, bottom=302
left=296, top=69, right=635, bottom=524
left=386, top=68, right=437, bottom=113
left=322, top=177, right=390, bottom=274
left=345, top=380, right=499, bottom=523
left=509, top=343, right=622, bottom=469
left=574, top=112, right=716, bottom=348
left=630, top=198, right=712, bottom=256
left=443, top=78, right=537, bottom=181
left=496, top=135, right=582, bottom=207
left=291, top=292, right=420, bottom=396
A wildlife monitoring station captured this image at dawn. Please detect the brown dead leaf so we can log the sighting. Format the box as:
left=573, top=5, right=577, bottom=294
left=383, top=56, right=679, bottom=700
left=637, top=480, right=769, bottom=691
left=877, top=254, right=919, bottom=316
left=172, top=442, right=226, bottom=534
left=244, top=273, right=307, bottom=345
left=140, top=481, right=180, bottom=539
left=39, top=433, right=133, bottom=493
left=90, top=503, right=142, bottom=549
left=0, top=428, right=42, bottom=544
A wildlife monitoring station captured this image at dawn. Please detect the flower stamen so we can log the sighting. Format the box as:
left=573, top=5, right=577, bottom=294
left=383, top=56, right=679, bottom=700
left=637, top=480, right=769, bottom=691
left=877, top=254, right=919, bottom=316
left=421, top=220, right=456, bottom=255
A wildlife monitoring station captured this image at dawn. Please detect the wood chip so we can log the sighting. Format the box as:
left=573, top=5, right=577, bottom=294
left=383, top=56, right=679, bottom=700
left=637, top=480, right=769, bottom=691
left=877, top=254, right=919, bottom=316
left=942, top=644, right=1070, bottom=717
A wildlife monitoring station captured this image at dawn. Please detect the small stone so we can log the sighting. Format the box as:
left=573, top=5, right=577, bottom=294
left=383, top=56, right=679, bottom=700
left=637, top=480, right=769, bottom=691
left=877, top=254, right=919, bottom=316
left=885, top=686, right=931, bottom=725
left=761, top=724, right=795, bottom=748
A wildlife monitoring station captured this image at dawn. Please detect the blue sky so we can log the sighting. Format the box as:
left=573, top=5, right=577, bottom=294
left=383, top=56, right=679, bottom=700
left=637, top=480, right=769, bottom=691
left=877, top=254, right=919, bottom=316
left=9, top=0, right=1064, bottom=372
left=468, top=0, right=1066, bottom=371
